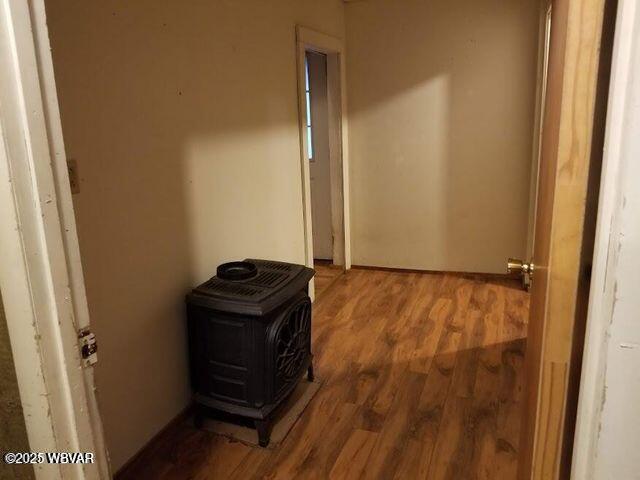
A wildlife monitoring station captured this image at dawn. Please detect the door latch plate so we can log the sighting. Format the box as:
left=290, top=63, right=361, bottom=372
left=78, top=329, right=98, bottom=366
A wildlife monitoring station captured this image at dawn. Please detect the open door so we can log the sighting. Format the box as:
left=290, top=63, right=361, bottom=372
left=510, top=0, right=608, bottom=478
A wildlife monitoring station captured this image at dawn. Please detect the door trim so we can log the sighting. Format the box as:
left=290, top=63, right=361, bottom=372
left=572, top=0, right=637, bottom=477
left=0, top=0, right=109, bottom=477
left=295, top=26, right=351, bottom=296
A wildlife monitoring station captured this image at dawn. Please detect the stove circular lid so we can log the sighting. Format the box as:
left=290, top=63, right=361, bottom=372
left=188, top=259, right=315, bottom=316
left=216, top=261, right=258, bottom=281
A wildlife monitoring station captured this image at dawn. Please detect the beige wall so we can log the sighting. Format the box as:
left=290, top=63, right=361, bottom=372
left=345, top=0, right=540, bottom=273
left=44, top=0, right=344, bottom=470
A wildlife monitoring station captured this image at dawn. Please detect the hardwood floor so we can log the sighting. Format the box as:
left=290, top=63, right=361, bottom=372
left=118, top=269, right=529, bottom=480
left=313, top=261, right=343, bottom=298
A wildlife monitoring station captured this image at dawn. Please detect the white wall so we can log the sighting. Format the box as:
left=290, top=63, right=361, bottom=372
left=44, top=0, right=344, bottom=470
left=573, top=1, right=640, bottom=478
left=345, top=0, right=540, bottom=273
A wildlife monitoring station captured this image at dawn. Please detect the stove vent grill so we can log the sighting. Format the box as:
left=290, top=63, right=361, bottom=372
left=202, top=278, right=261, bottom=298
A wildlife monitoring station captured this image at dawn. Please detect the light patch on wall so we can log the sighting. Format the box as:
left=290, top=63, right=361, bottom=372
left=350, top=74, right=452, bottom=267
left=345, top=0, right=539, bottom=273
left=184, top=125, right=306, bottom=283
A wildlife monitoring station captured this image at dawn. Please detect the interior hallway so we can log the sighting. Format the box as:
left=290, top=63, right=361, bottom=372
left=119, top=268, right=529, bottom=479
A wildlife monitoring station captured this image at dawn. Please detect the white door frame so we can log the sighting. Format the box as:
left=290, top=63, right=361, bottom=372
left=0, top=0, right=109, bottom=478
left=295, top=26, right=351, bottom=280
left=571, top=0, right=638, bottom=477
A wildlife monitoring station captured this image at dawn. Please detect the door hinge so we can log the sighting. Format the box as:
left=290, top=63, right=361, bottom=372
left=78, top=328, right=98, bottom=366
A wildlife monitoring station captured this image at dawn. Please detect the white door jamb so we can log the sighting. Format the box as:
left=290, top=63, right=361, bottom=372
left=0, top=0, right=109, bottom=478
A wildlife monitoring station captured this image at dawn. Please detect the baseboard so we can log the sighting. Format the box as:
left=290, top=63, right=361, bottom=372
left=313, top=259, right=345, bottom=270
left=114, top=403, right=193, bottom=479
left=350, top=264, right=518, bottom=280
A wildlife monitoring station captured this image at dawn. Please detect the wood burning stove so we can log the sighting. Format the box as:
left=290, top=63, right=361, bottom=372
left=186, top=259, right=315, bottom=446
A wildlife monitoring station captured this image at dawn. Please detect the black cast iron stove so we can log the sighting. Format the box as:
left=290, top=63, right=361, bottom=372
left=186, top=259, right=315, bottom=446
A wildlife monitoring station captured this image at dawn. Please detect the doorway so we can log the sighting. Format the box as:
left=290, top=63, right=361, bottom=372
left=296, top=27, right=350, bottom=299
left=305, top=51, right=343, bottom=297
left=306, top=51, right=332, bottom=262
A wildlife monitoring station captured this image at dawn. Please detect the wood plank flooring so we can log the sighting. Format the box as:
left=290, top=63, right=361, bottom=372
left=118, top=269, right=529, bottom=480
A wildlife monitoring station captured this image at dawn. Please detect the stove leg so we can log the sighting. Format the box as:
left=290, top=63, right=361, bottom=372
left=307, top=363, right=315, bottom=382
left=255, top=419, right=270, bottom=447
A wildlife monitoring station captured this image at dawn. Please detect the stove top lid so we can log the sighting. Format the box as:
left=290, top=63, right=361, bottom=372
left=188, top=259, right=315, bottom=315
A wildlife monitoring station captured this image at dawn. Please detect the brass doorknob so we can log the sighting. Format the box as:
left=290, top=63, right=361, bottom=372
left=507, top=258, right=534, bottom=277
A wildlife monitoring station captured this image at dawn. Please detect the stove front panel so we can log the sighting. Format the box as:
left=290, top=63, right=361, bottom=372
left=266, top=292, right=312, bottom=402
